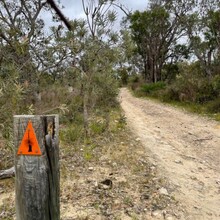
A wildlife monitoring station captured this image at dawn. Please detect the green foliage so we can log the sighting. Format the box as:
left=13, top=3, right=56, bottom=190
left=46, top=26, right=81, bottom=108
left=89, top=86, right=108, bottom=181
left=91, top=68, right=119, bottom=110
left=212, top=75, right=220, bottom=93
left=118, top=68, right=129, bottom=85
left=161, top=62, right=202, bottom=102
left=141, top=82, right=166, bottom=94
left=206, top=99, right=220, bottom=113
left=129, top=8, right=171, bottom=82
left=60, top=123, right=84, bottom=144
left=83, top=143, right=97, bottom=161
left=162, top=63, right=180, bottom=82
left=90, top=120, right=107, bottom=135
left=0, top=0, right=125, bottom=174
left=129, top=75, right=140, bottom=84
left=132, top=55, right=220, bottom=119
left=128, top=1, right=190, bottom=82
left=118, top=29, right=137, bottom=69
left=195, top=81, right=218, bottom=103
left=116, top=114, right=127, bottom=130
left=128, top=74, right=143, bottom=91
left=0, top=70, right=31, bottom=149
left=159, top=62, right=220, bottom=105
left=160, top=85, right=180, bottom=102
left=62, top=96, right=84, bottom=124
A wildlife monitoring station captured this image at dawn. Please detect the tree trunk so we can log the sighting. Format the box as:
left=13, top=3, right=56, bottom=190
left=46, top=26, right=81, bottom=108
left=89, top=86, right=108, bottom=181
left=83, top=92, right=89, bottom=137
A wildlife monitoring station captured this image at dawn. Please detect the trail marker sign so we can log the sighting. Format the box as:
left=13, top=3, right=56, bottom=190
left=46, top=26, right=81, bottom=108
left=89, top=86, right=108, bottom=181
left=14, top=115, right=60, bottom=220
left=17, top=120, right=42, bottom=156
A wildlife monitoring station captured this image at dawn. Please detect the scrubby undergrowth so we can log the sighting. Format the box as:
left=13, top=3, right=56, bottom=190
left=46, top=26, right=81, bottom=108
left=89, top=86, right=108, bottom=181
left=129, top=74, right=220, bottom=121
left=0, top=106, right=183, bottom=220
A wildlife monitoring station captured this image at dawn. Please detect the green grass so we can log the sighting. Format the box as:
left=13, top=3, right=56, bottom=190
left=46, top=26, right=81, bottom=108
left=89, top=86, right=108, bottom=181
left=162, top=99, right=220, bottom=121
left=133, top=88, right=220, bottom=121
left=141, top=82, right=166, bottom=94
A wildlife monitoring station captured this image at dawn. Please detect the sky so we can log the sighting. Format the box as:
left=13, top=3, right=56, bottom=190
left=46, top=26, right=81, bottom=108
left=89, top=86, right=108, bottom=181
left=59, top=0, right=148, bottom=19
left=42, top=0, right=148, bottom=31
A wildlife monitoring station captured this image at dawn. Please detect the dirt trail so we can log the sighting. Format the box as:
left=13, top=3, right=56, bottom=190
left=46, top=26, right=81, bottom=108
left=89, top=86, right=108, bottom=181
left=120, top=88, right=220, bottom=220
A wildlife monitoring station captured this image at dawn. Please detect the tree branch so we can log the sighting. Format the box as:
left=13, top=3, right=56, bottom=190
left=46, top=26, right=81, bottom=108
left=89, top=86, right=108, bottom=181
left=0, top=167, right=15, bottom=179
left=46, top=0, right=72, bottom=30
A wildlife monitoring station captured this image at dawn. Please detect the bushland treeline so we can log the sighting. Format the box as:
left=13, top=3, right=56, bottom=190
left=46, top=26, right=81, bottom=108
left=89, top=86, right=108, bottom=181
left=121, top=0, right=220, bottom=118
left=0, top=0, right=219, bottom=151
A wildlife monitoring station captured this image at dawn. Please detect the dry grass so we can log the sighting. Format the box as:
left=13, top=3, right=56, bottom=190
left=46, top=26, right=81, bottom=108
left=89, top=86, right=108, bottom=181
left=0, top=108, right=182, bottom=220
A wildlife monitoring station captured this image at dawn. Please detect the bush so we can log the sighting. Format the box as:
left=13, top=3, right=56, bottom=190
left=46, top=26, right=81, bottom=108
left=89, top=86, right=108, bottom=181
left=195, top=82, right=218, bottom=104
left=212, top=75, right=220, bottom=94
left=118, top=68, right=129, bottom=85
left=206, top=99, right=220, bottom=113
left=60, top=124, right=83, bottom=144
left=141, top=82, right=166, bottom=94
left=90, top=120, right=107, bottom=135
left=161, top=86, right=180, bottom=102
left=162, top=63, right=179, bottom=82
left=128, top=75, right=142, bottom=91
left=129, top=75, right=140, bottom=83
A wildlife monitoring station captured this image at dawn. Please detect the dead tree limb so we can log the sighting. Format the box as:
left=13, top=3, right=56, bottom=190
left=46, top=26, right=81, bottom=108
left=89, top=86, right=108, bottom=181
left=0, top=166, right=15, bottom=179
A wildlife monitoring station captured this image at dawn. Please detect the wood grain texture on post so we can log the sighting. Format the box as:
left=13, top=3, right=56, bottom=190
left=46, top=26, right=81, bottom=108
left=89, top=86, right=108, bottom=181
left=14, top=115, right=59, bottom=220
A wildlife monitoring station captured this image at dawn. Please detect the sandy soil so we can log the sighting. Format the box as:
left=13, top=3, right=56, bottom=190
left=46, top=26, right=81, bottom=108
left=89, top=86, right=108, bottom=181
left=0, top=107, right=183, bottom=220
left=1, top=89, right=219, bottom=219
left=120, top=88, right=220, bottom=220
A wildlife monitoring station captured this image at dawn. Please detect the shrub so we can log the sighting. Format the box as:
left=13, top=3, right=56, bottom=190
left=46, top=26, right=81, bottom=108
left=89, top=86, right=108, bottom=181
left=161, top=86, right=180, bottom=102
left=128, top=75, right=142, bottom=91
left=141, top=82, right=166, bottom=94
left=60, top=124, right=83, bottom=144
left=206, top=99, right=220, bottom=113
left=118, top=68, right=129, bottom=85
left=90, top=120, right=107, bottom=135
left=212, top=75, right=220, bottom=94
left=195, top=81, right=218, bottom=104
left=162, top=63, right=179, bottom=82
left=129, top=74, right=140, bottom=83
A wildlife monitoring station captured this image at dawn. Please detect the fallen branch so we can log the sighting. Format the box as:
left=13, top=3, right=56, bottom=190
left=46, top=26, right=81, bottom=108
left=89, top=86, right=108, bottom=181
left=194, top=137, right=213, bottom=142
left=0, top=166, right=15, bottom=179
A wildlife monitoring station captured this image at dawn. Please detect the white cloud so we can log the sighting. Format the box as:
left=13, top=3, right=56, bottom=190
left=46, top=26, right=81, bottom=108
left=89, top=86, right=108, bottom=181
left=121, top=0, right=148, bottom=11
left=59, top=0, right=148, bottom=20
left=41, top=0, right=148, bottom=31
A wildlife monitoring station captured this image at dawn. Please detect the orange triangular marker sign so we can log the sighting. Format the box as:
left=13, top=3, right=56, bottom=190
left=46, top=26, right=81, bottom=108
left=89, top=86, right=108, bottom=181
left=17, top=121, right=42, bottom=156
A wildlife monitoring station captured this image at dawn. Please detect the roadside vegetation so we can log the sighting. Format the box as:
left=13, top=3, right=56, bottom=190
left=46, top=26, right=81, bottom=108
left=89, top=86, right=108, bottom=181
left=0, top=0, right=121, bottom=171
left=0, top=0, right=220, bottom=218
left=119, top=0, right=220, bottom=121
left=128, top=71, right=220, bottom=121
left=1, top=0, right=219, bottom=170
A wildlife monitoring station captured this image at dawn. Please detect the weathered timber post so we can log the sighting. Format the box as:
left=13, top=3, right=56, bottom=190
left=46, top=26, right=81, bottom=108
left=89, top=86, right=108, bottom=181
left=14, top=115, right=59, bottom=220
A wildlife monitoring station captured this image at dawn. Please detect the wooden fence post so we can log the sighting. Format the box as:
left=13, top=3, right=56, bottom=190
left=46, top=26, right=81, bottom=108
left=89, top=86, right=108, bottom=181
left=14, top=115, right=59, bottom=220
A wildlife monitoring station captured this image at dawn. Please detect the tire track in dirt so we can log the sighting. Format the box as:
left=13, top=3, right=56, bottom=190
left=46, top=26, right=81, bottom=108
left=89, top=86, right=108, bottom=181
left=120, top=88, right=220, bottom=220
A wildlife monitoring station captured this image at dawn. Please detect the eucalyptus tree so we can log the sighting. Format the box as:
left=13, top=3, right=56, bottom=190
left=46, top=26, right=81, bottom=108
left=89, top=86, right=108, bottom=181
left=128, top=0, right=195, bottom=82
left=185, top=3, right=220, bottom=78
